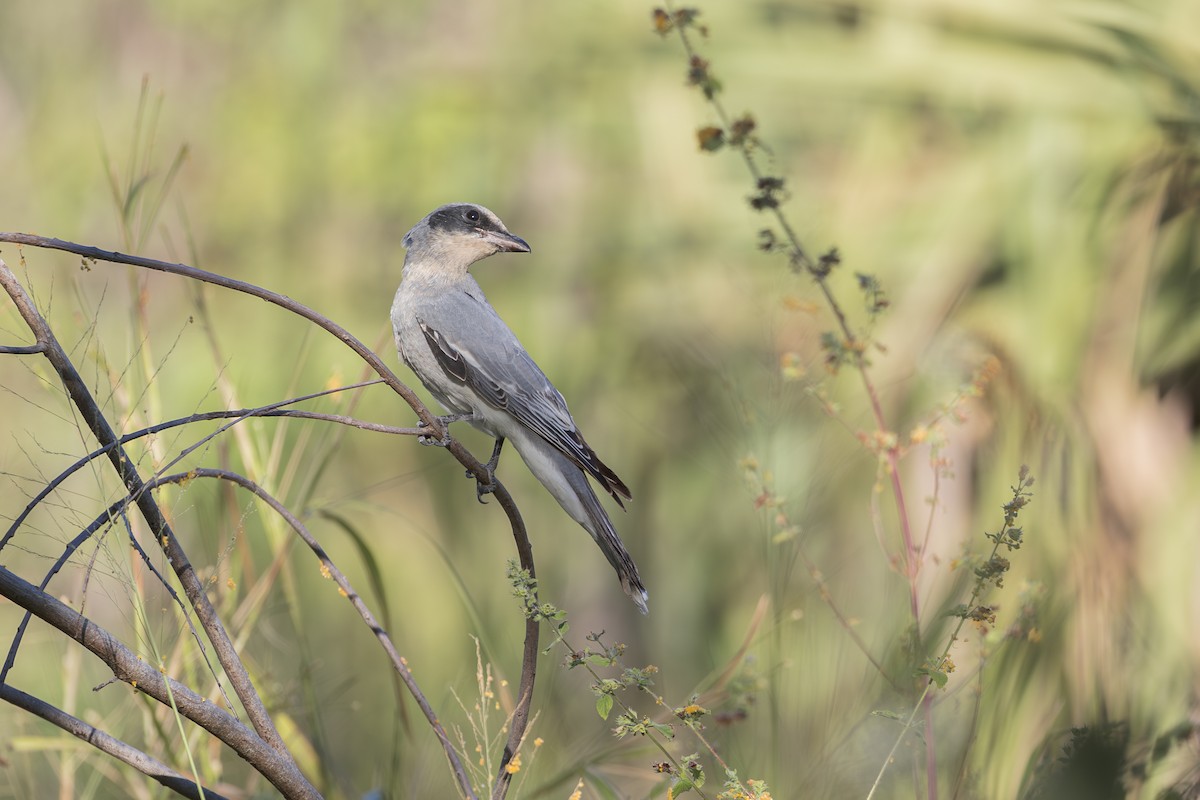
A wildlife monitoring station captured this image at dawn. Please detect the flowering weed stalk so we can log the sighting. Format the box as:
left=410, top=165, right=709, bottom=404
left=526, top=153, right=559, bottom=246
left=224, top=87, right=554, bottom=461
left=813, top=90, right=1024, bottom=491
left=650, top=6, right=1028, bottom=797
left=866, top=467, right=1035, bottom=799
left=509, top=564, right=773, bottom=799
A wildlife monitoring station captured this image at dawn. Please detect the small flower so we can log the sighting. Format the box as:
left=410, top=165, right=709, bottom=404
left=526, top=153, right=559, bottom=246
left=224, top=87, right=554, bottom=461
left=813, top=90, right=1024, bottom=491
left=652, top=8, right=672, bottom=35
left=728, top=114, right=757, bottom=146
left=780, top=351, right=805, bottom=381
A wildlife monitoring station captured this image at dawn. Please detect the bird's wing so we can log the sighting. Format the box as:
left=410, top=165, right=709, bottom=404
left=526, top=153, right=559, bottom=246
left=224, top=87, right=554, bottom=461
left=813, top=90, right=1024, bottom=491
left=416, top=289, right=631, bottom=505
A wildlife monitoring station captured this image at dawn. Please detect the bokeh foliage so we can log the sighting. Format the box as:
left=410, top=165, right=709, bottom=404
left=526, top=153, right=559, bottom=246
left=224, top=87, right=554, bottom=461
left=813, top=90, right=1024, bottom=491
left=1, top=0, right=1199, bottom=797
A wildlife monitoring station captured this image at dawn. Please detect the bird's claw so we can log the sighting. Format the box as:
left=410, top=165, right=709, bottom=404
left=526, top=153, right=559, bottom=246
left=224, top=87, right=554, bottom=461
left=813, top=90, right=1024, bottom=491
left=474, top=476, right=498, bottom=504
left=416, top=427, right=450, bottom=448
left=468, top=437, right=504, bottom=504
left=417, top=413, right=471, bottom=448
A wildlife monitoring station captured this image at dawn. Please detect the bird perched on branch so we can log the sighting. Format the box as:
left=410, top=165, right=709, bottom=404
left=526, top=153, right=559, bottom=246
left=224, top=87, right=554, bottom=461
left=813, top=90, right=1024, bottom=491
left=390, top=203, right=648, bottom=614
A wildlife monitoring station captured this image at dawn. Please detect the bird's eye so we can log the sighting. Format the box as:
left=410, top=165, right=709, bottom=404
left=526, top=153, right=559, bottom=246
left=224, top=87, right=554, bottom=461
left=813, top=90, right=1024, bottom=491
left=465, top=209, right=480, bottom=223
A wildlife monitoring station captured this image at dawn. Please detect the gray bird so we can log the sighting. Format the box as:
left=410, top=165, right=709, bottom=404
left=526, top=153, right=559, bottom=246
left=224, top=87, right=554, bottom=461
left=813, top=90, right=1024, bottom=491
left=390, top=202, right=649, bottom=614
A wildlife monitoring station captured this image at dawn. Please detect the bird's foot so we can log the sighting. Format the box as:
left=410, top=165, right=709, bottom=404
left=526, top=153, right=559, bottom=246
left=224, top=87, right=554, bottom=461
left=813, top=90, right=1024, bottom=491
left=474, top=475, right=498, bottom=504
left=467, top=437, right=505, bottom=504
left=417, top=413, right=472, bottom=447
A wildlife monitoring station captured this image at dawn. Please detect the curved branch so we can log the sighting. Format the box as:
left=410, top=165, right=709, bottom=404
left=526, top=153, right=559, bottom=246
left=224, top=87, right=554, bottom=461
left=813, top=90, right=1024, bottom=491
left=1, top=500, right=233, bottom=721
left=166, top=467, right=479, bottom=799
left=0, top=239, right=532, bottom=604
left=4, top=462, right=483, bottom=798
left=0, top=258, right=303, bottom=772
left=0, top=565, right=319, bottom=800
left=1, top=379, right=410, bottom=553
left=0, top=235, right=436, bottom=426
left=0, top=239, right=542, bottom=799
left=0, top=684, right=229, bottom=800
left=492, top=532, right=538, bottom=799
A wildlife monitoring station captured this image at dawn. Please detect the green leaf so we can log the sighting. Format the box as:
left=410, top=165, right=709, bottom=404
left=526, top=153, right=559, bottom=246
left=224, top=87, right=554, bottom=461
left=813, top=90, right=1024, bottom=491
left=596, top=693, right=614, bottom=720
left=670, top=775, right=695, bottom=797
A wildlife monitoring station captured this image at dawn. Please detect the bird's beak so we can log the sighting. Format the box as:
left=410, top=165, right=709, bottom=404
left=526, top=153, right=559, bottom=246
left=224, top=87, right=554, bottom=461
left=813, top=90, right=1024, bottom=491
left=478, top=228, right=531, bottom=254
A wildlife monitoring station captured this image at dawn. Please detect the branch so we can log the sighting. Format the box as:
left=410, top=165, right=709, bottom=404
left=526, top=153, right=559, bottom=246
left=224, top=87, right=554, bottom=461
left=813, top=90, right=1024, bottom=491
left=169, top=467, right=479, bottom=800
left=0, top=565, right=319, bottom=800
left=0, top=238, right=542, bottom=799
left=4, top=463, right=479, bottom=797
left=492, top=516, right=539, bottom=800
left=0, top=237, right=526, bottom=566
left=0, top=684, right=229, bottom=800
left=0, top=343, right=44, bottom=354
left=1, top=379, right=412, bottom=554
left=0, top=258, right=304, bottom=773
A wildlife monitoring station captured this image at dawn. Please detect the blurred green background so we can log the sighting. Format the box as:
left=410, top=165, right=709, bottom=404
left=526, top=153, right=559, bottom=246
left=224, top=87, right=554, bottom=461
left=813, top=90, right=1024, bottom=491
left=2, top=0, right=1199, bottom=798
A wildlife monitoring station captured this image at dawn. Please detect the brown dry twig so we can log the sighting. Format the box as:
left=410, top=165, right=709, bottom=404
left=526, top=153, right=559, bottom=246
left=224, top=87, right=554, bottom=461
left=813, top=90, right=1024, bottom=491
left=0, top=235, right=542, bottom=799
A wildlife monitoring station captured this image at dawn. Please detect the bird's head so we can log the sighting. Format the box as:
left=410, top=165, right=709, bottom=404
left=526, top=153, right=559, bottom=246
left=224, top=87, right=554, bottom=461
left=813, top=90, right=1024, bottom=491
left=402, top=203, right=530, bottom=273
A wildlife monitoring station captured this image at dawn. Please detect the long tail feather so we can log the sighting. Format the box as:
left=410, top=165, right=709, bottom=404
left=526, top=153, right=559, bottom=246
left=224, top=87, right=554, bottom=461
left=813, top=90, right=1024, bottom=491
left=516, top=437, right=649, bottom=614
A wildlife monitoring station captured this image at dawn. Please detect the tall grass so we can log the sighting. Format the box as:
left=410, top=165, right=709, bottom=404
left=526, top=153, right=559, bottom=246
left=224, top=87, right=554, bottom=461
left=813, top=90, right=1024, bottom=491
left=2, top=1, right=1199, bottom=798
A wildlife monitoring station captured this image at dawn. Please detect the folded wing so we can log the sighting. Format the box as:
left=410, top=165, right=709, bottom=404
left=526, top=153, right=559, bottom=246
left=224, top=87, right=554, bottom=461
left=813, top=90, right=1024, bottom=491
left=417, top=292, right=631, bottom=506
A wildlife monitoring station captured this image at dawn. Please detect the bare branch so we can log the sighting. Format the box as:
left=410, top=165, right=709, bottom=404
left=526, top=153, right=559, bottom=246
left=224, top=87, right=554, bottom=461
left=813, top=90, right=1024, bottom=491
left=0, top=238, right=542, bottom=799
left=0, top=564, right=320, bottom=800
left=3, top=461, right=478, bottom=797
left=2, top=379, right=412, bottom=554
left=163, top=467, right=479, bottom=800
left=0, top=684, right=229, bottom=800
left=492, top=534, right=538, bottom=799
left=0, top=257, right=305, bottom=775
left=0, top=343, right=44, bottom=354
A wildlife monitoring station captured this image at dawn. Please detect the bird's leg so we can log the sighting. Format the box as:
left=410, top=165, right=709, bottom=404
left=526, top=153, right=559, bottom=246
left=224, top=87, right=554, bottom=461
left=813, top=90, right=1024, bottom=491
left=471, top=437, right=505, bottom=504
left=417, top=412, right=473, bottom=447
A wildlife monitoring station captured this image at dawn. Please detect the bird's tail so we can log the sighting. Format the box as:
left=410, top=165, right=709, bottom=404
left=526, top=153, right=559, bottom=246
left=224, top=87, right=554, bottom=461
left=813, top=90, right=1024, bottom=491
left=574, top=480, right=649, bottom=615
left=517, top=438, right=649, bottom=613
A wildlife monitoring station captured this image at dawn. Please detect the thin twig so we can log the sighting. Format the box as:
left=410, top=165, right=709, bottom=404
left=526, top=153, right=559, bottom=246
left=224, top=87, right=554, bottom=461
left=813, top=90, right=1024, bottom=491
left=0, top=343, right=45, bottom=354
left=867, top=470, right=1033, bottom=799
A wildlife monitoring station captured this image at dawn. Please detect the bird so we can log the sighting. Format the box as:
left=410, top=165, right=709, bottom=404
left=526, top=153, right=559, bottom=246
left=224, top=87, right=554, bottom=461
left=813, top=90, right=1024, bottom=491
left=390, top=202, right=649, bottom=614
